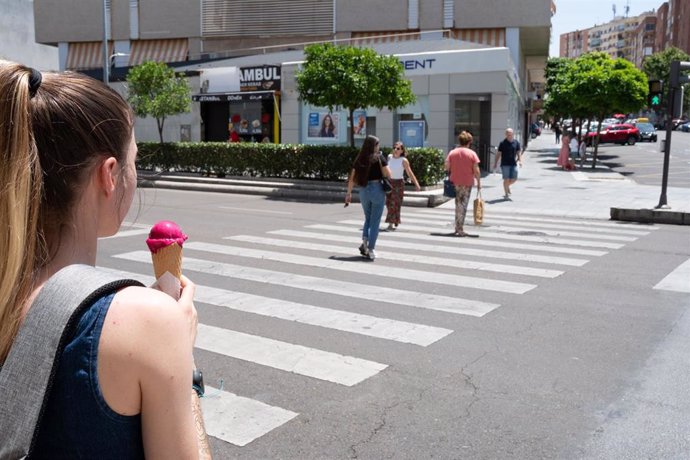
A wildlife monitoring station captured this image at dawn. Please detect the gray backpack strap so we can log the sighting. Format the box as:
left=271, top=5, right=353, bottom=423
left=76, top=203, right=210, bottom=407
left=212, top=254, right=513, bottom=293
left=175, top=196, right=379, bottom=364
left=0, top=264, right=144, bottom=459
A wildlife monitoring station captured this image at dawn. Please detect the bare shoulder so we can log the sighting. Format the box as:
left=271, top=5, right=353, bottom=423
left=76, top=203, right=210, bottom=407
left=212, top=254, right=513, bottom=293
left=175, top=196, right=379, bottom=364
left=102, top=286, right=190, bottom=354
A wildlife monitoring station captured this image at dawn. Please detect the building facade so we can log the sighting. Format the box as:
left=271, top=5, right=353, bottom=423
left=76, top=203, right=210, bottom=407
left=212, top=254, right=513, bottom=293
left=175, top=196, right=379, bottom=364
left=33, top=0, right=554, bottom=157
left=1, top=0, right=58, bottom=70
left=560, top=1, right=689, bottom=66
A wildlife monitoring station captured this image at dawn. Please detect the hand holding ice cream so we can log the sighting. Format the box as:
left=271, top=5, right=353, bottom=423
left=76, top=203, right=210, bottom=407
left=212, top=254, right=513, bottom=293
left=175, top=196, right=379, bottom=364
left=147, top=220, right=188, bottom=298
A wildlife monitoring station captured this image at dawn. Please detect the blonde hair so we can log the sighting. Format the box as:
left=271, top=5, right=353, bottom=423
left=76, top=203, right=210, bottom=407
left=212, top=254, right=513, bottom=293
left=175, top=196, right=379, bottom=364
left=458, top=131, right=473, bottom=146
left=0, top=61, right=133, bottom=362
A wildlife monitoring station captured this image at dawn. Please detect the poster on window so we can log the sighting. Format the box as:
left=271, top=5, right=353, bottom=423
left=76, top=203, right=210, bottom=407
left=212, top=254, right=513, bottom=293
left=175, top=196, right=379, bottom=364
left=307, top=112, right=339, bottom=139
left=399, top=120, right=425, bottom=147
left=353, top=110, right=367, bottom=138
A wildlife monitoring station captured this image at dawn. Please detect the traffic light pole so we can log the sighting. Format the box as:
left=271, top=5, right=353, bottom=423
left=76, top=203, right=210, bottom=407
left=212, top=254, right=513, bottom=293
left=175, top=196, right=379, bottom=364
left=656, top=61, right=690, bottom=209
left=655, top=87, right=673, bottom=208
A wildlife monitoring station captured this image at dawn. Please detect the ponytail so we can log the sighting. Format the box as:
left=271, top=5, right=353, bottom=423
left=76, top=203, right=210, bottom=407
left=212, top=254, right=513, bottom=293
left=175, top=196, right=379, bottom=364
left=0, top=61, right=43, bottom=362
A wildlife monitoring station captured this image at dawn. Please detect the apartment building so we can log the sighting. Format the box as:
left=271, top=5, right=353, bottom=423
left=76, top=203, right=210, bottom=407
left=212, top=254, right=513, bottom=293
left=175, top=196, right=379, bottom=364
left=560, top=29, right=589, bottom=58
left=33, top=0, right=554, bottom=155
left=655, top=0, right=690, bottom=54
left=560, top=1, right=689, bottom=65
left=631, top=15, right=657, bottom=68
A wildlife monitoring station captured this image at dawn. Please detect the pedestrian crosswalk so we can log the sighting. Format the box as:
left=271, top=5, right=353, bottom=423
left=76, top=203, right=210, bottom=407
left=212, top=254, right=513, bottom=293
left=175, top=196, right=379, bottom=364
left=105, top=209, right=657, bottom=448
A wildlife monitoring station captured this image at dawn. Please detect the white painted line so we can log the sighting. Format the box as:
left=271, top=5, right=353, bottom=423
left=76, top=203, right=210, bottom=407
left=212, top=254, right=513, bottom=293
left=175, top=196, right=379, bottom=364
left=228, top=234, right=563, bottom=279
left=306, top=224, right=608, bottom=257
left=196, top=324, right=388, bottom=386
left=337, top=220, right=625, bottom=250
left=112, top=252, right=501, bottom=317
left=408, top=210, right=652, bottom=236
left=185, top=241, right=537, bottom=294
left=218, top=206, right=293, bottom=215
left=414, top=209, right=659, bottom=231
left=384, top=216, right=637, bottom=242
left=267, top=229, right=589, bottom=267
left=99, top=267, right=452, bottom=346
left=201, top=386, right=298, bottom=447
left=654, top=259, right=690, bottom=293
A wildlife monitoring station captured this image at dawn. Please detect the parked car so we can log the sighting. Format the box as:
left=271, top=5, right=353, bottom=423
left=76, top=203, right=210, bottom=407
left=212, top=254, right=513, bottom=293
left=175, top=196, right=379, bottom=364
left=680, top=122, right=690, bottom=132
left=636, top=122, right=657, bottom=142
left=586, top=123, right=640, bottom=146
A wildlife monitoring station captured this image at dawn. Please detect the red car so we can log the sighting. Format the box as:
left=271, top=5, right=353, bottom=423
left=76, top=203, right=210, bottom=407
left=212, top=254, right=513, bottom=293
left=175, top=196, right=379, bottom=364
left=586, top=123, right=640, bottom=146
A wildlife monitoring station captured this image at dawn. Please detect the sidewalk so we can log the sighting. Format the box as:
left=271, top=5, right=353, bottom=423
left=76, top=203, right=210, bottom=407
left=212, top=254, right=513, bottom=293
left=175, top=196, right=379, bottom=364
left=439, top=131, right=690, bottom=224
left=137, top=133, right=690, bottom=224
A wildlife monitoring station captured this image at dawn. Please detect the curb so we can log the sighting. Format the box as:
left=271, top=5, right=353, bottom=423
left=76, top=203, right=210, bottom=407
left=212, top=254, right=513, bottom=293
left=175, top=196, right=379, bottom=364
left=610, top=207, right=690, bottom=226
left=137, top=173, right=450, bottom=208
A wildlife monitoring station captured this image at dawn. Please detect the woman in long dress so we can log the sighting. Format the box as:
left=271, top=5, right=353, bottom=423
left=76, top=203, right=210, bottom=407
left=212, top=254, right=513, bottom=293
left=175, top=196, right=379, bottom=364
left=557, top=132, right=571, bottom=169
left=384, top=142, right=421, bottom=231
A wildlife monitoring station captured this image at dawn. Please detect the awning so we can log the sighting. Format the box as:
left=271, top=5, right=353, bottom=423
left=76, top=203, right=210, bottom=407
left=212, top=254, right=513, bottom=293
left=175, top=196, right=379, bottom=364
left=66, top=42, right=112, bottom=70
left=450, top=29, right=506, bottom=47
left=129, top=39, right=188, bottom=66
left=192, top=90, right=275, bottom=102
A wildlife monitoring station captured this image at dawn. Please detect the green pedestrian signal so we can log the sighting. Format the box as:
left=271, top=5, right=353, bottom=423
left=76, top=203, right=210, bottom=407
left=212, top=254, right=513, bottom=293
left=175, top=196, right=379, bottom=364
left=648, top=79, right=663, bottom=108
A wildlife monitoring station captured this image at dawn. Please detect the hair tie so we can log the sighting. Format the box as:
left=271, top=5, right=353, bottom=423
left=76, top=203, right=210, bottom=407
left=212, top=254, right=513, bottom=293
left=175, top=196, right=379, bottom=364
left=28, top=68, right=42, bottom=99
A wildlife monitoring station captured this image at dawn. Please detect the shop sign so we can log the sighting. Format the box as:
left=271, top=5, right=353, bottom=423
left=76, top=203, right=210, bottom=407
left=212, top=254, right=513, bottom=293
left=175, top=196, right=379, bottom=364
left=192, top=91, right=275, bottom=102
left=240, top=65, right=281, bottom=92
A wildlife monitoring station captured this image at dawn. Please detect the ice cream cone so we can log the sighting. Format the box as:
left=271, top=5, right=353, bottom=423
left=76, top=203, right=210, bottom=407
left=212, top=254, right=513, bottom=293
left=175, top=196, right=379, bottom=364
left=151, top=242, right=183, bottom=280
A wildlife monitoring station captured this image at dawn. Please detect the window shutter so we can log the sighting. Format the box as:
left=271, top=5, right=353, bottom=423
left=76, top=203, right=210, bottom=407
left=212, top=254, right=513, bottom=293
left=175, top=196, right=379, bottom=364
left=443, top=0, right=454, bottom=28
left=408, top=0, right=419, bottom=29
left=202, top=0, right=334, bottom=37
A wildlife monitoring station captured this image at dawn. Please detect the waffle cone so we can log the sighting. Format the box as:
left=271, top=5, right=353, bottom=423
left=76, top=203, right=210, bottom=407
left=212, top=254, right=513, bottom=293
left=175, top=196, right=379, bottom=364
left=151, top=243, right=183, bottom=280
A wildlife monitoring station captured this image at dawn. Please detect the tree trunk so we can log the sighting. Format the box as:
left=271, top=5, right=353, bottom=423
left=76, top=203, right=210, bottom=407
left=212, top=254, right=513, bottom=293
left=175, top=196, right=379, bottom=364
left=348, top=107, right=355, bottom=148
left=157, top=117, right=166, bottom=143
left=591, top=112, right=604, bottom=169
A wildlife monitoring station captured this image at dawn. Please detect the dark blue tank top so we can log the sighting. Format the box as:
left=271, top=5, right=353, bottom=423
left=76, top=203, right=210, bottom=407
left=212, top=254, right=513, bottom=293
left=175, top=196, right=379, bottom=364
left=32, top=292, right=145, bottom=459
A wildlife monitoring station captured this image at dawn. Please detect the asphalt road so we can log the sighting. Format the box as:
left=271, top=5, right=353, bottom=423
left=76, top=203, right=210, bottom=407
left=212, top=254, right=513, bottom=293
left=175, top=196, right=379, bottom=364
left=100, top=188, right=690, bottom=459
left=594, top=130, right=690, bottom=188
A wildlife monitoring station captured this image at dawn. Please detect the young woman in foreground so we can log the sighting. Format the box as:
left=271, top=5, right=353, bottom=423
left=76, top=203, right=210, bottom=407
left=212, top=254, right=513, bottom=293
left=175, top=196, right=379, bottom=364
left=0, top=61, right=211, bottom=458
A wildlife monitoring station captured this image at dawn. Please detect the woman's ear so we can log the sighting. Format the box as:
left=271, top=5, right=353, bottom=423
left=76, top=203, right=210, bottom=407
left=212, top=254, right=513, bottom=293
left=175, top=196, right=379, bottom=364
left=96, top=156, right=119, bottom=197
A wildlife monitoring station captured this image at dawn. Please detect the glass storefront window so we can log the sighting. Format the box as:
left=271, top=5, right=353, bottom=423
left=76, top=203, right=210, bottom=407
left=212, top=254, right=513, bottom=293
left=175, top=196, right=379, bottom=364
left=453, top=95, right=492, bottom=171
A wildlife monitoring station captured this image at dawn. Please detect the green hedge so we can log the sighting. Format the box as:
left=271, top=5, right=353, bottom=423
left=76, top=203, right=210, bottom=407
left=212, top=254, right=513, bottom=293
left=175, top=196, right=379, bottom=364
left=136, top=142, right=446, bottom=186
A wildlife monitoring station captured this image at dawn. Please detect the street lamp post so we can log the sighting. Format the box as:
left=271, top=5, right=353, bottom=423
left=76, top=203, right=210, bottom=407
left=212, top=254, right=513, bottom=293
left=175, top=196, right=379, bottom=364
left=102, top=0, right=110, bottom=84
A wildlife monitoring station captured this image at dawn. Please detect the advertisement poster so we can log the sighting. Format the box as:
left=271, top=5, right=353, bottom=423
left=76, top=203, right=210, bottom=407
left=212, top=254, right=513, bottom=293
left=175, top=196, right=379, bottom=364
left=307, top=112, right=339, bottom=139
left=353, top=110, right=367, bottom=138
left=399, top=120, right=425, bottom=147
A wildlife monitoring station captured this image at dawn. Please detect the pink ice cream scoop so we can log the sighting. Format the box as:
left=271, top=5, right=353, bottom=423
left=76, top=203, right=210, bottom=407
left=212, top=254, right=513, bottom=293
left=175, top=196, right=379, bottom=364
left=146, top=220, right=188, bottom=254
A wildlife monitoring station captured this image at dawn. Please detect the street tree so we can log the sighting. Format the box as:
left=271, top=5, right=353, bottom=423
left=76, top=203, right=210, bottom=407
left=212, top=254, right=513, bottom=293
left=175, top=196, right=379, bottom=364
left=569, top=52, right=648, bottom=168
left=543, top=57, right=578, bottom=122
left=126, top=61, right=191, bottom=143
left=642, top=47, right=690, bottom=117
left=296, top=43, right=416, bottom=147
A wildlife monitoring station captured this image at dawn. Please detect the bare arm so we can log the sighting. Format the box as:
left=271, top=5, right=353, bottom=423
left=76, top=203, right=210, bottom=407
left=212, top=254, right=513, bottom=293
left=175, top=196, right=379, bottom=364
left=345, top=169, right=355, bottom=204
left=192, top=390, right=212, bottom=459
left=493, top=150, right=502, bottom=170
left=403, top=158, right=421, bottom=191
left=473, top=163, right=481, bottom=189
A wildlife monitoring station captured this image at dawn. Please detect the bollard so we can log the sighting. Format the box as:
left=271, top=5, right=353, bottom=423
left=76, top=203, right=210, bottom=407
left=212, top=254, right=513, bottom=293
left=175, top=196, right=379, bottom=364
left=660, top=139, right=665, bottom=152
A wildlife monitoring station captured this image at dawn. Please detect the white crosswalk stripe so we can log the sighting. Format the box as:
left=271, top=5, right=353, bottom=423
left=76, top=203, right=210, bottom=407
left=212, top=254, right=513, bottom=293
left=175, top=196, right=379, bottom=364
left=337, top=219, right=626, bottom=249
left=201, top=386, right=298, bottom=447
left=99, top=268, right=453, bottom=346
left=104, top=208, right=651, bottom=448
left=113, top=251, right=500, bottom=316
left=306, top=224, right=609, bottom=257
left=183, top=241, right=536, bottom=294
left=227, top=234, right=564, bottom=278
left=267, top=229, right=589, bottom=267
left=196, top=324, right=388, bottom=386
left=412, top=209, right=657, bottom=234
